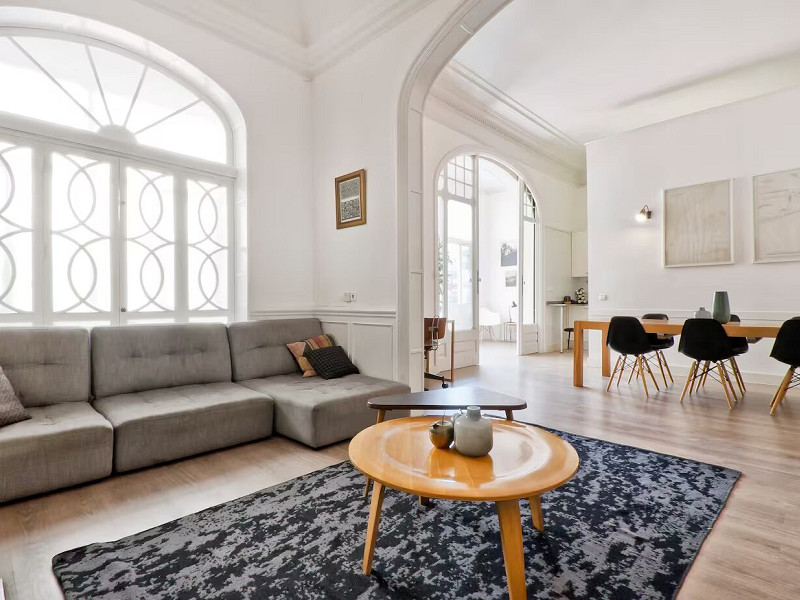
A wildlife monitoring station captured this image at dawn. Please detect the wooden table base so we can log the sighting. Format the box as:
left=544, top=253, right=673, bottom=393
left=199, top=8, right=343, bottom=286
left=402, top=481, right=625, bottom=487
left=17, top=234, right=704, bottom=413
left=362, top=493, right=531, bottom=599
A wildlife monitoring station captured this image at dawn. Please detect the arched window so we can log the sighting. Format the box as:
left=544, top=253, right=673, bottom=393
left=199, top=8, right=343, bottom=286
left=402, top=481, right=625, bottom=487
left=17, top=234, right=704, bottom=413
left=0, top=29, right=235, bottom=326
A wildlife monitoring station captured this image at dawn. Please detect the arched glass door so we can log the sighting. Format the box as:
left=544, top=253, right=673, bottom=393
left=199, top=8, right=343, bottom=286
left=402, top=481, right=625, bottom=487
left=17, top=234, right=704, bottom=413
left=436, top=153, right=539, bottom=367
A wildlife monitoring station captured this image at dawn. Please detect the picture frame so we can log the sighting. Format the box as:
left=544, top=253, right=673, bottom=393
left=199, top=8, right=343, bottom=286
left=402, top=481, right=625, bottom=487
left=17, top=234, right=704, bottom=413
left=752, top=168, right=800, bottom=263
left=500, top=241, right=517, bottom=267
left=662, top=179, right=734, bottom=268
left=335, top=169, right=366, bottom=229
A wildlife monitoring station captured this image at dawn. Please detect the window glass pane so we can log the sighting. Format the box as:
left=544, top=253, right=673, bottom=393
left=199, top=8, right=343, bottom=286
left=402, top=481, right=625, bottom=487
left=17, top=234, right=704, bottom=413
left=187, top=180, right=228, bottom=311
left=125, top=167, right=175, bottom=312
left=447, top=200, right=473, bottom=331
left=0, top=38, right=96, bottom=131
left=16, top=36, right=107, bottom=127
left=89, top=46, right=146, bottom=125
left=137, top=102, right=227, bottom=164
left=523, top=220, right=535, bottom=325
left=436, top=196, right=446, bottom=316
left=0, top=142, right=33, bottom=313
left=51, top=153, right=112, bottom=314
left=126, top=68, right=198, bottom=134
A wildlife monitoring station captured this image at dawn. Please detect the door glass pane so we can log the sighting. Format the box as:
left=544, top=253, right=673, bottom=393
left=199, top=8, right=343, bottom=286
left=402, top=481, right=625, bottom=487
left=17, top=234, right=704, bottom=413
left=447, top=200, right=473, bottom=330
left=0, top=142, right=33, bottom=314
left=125, top=167, right=175, bottom=312
left=436, top=196, right=446, bottom=315
left=187, top=179, right=228, bottom=311
left=51, top=152, right=112, bottom=314
left=523, top=220, right=535, bottom=325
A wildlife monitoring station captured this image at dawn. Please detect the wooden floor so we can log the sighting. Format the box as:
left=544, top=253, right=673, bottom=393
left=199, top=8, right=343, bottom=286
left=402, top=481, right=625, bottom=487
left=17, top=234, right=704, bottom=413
left=1, top=344, right=799, bottom=599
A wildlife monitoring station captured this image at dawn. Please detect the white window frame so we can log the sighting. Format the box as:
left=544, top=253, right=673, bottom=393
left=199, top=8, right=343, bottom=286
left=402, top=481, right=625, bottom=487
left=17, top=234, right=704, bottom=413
left=0, top=28, right=237, bottom=327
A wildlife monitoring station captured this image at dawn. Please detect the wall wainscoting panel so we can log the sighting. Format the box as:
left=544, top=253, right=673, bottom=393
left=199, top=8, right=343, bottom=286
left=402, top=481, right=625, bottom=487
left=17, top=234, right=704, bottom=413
left=251, top=307, right=398, bottom=381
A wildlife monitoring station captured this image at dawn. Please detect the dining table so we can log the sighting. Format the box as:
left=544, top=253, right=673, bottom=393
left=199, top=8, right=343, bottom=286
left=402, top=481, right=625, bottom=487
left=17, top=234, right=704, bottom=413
left=572, top=317, right=784, bottom=387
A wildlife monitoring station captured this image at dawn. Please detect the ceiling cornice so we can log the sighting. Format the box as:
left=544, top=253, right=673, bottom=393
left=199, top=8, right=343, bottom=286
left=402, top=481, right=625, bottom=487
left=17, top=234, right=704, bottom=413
left=429, top=63, right=586, bottom=184
left=135, top=0, right=436, bottom=79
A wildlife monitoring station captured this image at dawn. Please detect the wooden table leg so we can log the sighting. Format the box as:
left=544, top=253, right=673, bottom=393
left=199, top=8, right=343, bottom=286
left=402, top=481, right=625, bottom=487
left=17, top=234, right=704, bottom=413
left=573, top=321, right=584, bottom=387
left=365, top=409, right=388, bottom=497
left=496, top=500, right=527, bottom=600
left=529, top=495, right=543, bottom=531
left=601, top=323, right=611, bottom=377
left=418, top=496, right=431, bottom=506
left=505, top=409, right=514, bottom=421
left=363, top=482, right=386, bottom=575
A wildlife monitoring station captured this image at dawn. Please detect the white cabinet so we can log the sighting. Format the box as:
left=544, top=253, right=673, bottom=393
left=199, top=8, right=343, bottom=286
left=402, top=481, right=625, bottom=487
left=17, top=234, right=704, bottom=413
left=571, top=230, right=588, bottom=277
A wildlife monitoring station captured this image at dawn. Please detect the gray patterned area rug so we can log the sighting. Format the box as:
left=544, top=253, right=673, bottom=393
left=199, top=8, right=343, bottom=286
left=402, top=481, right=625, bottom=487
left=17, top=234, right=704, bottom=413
left=53, top=427, right=739, bottom=600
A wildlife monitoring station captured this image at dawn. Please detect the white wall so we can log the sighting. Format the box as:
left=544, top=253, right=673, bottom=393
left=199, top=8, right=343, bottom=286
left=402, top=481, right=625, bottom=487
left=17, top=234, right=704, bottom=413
left=310, top=0, right=460, bottom=312
left=2, top=0, right=316, bottom=315
left=587, top=85, right=800, bottom=380
left=479, top=188, right=518, bottom=325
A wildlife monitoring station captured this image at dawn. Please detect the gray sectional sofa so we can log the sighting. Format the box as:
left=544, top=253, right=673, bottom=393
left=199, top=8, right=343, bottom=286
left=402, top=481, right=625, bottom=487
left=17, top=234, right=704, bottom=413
left=0, top=318, right=409, bottom=503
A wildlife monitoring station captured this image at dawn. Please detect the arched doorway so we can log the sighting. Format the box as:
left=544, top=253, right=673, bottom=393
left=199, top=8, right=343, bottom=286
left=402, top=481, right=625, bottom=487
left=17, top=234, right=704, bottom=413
left=396, top=0, right=515, bottom=390
left=433, top=151, right=541, bottom=370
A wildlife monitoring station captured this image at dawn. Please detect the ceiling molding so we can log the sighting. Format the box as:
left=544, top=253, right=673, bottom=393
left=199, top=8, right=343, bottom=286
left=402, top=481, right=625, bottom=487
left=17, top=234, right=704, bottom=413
left=428, top=63, right=586, bottom=184
left=135, top=0, right=436, bottom=79
left=426, top=93, right=584, bottom=186
left=307, top=0, right=437, bottom=77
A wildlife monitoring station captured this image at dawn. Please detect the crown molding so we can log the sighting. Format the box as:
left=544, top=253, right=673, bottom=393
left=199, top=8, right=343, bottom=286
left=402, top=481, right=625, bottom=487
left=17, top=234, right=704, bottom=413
left=307, top=0, right=437, bottom=78
left=135, top=0, right=436, bottom=79
left=428, top=64, right=586, bottom=185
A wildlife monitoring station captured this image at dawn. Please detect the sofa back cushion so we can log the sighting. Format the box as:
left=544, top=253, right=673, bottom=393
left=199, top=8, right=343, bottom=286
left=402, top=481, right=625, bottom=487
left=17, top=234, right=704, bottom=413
left=227, top=319, right=324, bottom=381
left=92, top=324, right=232, bottom=398
left=0, top=328, right=91, bottom=407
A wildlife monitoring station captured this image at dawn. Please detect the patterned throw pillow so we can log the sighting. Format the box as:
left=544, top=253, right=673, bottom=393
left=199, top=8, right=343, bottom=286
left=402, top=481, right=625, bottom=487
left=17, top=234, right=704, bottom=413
left=0, top=366, right=31, bottom=428
left=287, top=334, right=336, bottom=377
left=304, top=345, right=359, bottom=380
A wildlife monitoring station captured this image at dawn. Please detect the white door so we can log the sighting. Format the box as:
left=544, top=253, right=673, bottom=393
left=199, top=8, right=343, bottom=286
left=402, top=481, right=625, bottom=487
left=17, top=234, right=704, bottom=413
left=517, top=184, right=539, bottom=355
left=437, top=154, right=479, bottom=369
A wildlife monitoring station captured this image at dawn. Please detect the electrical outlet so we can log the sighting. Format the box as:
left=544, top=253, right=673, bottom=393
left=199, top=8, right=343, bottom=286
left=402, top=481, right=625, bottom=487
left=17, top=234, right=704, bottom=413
left=344, top=292, right=357, bottom=303
left=598, top=293, right=608, bottom=301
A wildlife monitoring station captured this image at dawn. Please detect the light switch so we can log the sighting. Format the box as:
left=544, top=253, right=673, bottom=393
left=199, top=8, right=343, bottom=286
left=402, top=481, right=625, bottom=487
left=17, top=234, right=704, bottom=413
left=598, top=293, right=608, bottom=301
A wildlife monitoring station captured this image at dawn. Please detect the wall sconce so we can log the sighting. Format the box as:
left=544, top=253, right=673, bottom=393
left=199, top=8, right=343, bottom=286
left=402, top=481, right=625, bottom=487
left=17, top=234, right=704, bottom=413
left=636, top=205, right=652, bottom=222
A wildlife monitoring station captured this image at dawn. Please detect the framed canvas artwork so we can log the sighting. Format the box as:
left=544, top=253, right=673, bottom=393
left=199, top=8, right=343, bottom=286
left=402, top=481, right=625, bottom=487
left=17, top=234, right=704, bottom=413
left=335, top=169, right=366, bottom=229
left=663, top=179, right=733, bottom=267
left=753, top=168, right=800, bottom=263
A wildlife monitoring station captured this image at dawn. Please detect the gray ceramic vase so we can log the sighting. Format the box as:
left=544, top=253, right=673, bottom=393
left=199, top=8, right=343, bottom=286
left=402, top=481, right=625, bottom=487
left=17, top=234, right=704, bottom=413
left=694, top=306, right=712, bottom=319
left=452, top=406, right=493, bottom=457
left=712, top=291, right=731, bottom=324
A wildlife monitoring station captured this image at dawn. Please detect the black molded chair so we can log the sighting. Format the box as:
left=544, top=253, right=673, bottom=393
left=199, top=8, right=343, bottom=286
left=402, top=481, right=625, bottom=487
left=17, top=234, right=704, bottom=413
left=642, top=313, right=674, bottom=387
left=678, top=319, right=738, bottom=409
left=726, top=314, right=749, bottom=395
left=769, top=317, right=800, bottom=415
left=606, top=316, right=660, bottom=398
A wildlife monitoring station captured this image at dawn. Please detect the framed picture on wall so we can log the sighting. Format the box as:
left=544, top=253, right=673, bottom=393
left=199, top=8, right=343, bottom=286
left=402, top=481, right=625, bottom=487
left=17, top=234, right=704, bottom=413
left=663, top=179, right=733, bottom=267
left=505, top=270, right=517, bottom=287
left=753, top=168, right=800, bottom=263
left=500, top=241, right=517, bottom=266
left=335, top=169, right=366, bottom=229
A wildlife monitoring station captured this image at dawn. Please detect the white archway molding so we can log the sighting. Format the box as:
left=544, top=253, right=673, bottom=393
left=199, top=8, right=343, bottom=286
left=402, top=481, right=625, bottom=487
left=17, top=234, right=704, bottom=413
left=396, top=0, right=514, bottom=389
left=0, top=6, right=249, bottom=320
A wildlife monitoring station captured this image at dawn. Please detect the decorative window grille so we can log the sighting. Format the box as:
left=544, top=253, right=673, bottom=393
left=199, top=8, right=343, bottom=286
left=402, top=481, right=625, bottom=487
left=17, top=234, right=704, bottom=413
left=0, top=30, right=234, bottom=326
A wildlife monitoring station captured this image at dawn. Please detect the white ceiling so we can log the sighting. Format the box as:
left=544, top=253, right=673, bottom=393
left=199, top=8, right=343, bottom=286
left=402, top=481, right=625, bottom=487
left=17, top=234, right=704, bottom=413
left=447, top=0, right=800, bottom=144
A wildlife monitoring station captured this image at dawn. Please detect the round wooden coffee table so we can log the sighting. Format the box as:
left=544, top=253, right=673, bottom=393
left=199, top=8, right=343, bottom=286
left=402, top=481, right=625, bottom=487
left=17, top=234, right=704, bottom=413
left=349, top=416, right=580, bottom=600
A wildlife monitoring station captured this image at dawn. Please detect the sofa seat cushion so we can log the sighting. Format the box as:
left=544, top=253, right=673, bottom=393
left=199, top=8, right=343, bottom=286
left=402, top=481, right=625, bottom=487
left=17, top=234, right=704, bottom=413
left=93, top=382, right=274, bottom=473
left=239, top=374, right=410, bottom=448
left=0, top=402, right=113, bottom=503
